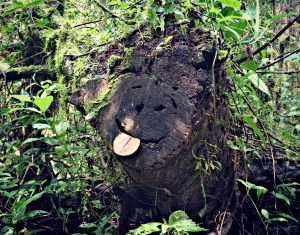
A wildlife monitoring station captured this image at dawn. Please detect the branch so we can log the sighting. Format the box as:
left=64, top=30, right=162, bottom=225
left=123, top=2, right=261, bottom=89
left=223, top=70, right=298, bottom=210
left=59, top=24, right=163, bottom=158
left=256, top=70, right=300, bottom=75
left=257, top=48, right=300, bottom=70
left=0, top=66, right=54, bottom=82
left=74, top=19, right=103, bottom=28
left=63, top=42, right=110, bottom=60
left=236, top=13, right=300, bottom=64
left=93, top=0, right=126, bottom=22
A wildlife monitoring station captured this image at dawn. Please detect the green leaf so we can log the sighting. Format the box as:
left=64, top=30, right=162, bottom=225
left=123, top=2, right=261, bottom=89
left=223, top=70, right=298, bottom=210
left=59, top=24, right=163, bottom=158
left=31, top=19, right=49, bottom=28
left=270, top=12, right=295, bottom=22
left=25, top=107, right=42, bottom=114
left=55, top=146, right=68, bottom=158
left=223, top=26, right=241, bottom=40
left=242, top=116, right=266, bottom=147
left=22, top=138, right=40, bottom=145
left=253, top=185, right=268, bottom=199
left=219, top=0, right=241, bottom=9
left=55, top=120, right=70, bottom=136
left=169, top=210, right=189, bottom=223
left=107, top=1, right=121, bottom=6
left=237, top=179, right=255, bottom=190
left=272, top=192, right=290, bottom=205
left=18, top=210, right=48, bottom=220
left=32, top=123, right=51, bottom=130
left=43, top=137, right=60, bottom=146
left=24, top=0, right=42, bottom=7
left=247, top=73, right=271, bottom=97
left=79, top=222, right=97, bottom=228
left=4, top=5, right=22, bottom=15
left=241, top=60, right=257, bottom=71
left=128, top=222, right=162, bottom=234
left=11, top=95, right=31, bottom=102
left=287, top=111, right=300, bottom=116
left=269, top=217, right=288, bottom=222
left=261, top=209, right=269, bottom=220
left=277, top=211, right=298, bottom=222
left=19, top=191, right=45, bottom=209
left=276, top=182, right=300, bottom=188
left=34, top=95, right=53, bottom=113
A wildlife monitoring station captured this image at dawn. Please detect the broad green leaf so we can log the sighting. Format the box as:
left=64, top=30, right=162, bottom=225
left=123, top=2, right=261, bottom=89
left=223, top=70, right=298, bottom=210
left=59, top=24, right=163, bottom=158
left=223, top=26, right=241, bottom=40
left=128, top=222, right=162, bottom=234
left=25, top=107, right=42, bottom=114
left=55, top=146, right=67, bottom=158
left=219, top=0, right=241, bottom=9
left=169, top=210, right=189, bottom=223
left=108, top=1, right=121, bottom=6
left=4, top=5, right=22, bottom=15
left=247, top=73, right=271, bottom=97
left=34, top=95, right=53, bottom=113
left=270, top=12, right=295, bottom=22
left=269, top=217, right=288, bottom=222
left=287, top=111, right=300, bottom=116
left=230, top=20, right=247, bottom=35
left=261, top=209, right=269, bottom=220
left=241, top=60, right=257, bottom=71
left=217, top=15, right=241, bottom=23
left=31, top=19, right=49, bottom=28
left=277, top=211, right=298, bottom=222
left=276, top=182, right=300, bottom=188
left=11, top=95, right=31, bottom=102
left=253, top=185, right=268, bottom=199
left=32, top=123, right=51, bottom=130
left=272, top=192, right=290, bottom=205
left=79, top=222, right=97, bottom=228
left=19, top=191, right=45, bottom=209
left=242, top=116, right=266, bottom=147
left=24, top=0, right=42, bottom=7
left=18, top=210, right=47, bottom=220
left=55, top=120, right=70, bottom=136
left=22, top=138, right=40, bottom=145
left=43, top=137, right=60, bottom=146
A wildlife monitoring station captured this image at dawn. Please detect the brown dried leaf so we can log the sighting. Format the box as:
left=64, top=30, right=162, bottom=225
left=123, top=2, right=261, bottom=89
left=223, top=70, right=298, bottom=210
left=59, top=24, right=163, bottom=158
left=113, top=132, right=140, bottom=156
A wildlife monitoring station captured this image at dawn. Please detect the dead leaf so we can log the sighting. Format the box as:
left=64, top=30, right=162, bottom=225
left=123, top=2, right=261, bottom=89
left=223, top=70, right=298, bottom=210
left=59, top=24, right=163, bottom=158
left=113, top=132, right=141, bottom=156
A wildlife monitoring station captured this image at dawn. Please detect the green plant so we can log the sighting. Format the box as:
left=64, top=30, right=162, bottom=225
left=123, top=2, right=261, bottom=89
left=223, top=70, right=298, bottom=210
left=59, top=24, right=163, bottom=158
left=238, top=179, right=299, bottom=234
left=127, top=210, right=207, bottom=235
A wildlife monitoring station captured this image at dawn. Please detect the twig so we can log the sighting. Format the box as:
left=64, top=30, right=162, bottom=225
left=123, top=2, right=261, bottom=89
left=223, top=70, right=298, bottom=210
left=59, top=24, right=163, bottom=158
left=63, top=42, right=110, bottom=60
left=98, top=171, right=125, bottom=195
left=93, top=0, right=126, bottom=22
left=256, top=70, right=300, bottom=74
left=257, top=48, right=300, bottom=70
left=74, top=19, right=103, bottom=28
left=236, top=13, right=300, bottom=64
left=11, top=51, right=52, bottom=68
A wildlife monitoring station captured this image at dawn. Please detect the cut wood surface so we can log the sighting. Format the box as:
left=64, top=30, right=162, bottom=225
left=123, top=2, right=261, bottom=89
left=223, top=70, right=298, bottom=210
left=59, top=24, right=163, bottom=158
left=113, top=132, right=141, bottom=156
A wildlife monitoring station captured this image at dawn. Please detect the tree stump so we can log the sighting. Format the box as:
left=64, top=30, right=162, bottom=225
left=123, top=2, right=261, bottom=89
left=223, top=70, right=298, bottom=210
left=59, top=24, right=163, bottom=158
left=72, top=29, right=235, bottom=234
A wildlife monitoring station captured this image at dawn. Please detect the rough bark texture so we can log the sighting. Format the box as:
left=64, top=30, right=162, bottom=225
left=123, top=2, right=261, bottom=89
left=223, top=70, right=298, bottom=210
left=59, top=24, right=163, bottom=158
left=71, top=28, right=236, bottom=233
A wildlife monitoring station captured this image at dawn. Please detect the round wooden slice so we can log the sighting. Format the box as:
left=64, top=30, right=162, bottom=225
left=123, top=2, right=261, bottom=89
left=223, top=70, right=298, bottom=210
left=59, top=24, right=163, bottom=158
left=113, top=132, right=141, bottom=156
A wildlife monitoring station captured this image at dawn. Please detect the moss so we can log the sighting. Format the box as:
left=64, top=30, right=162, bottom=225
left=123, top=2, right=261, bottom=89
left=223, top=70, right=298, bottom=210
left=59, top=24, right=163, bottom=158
left=122, top=47, right=135, bottom=68
left=107, top=55, right=120, bottom=68
left=86, top=74, right=123, bottom=114
left=106, top=55, right=121, bottom=74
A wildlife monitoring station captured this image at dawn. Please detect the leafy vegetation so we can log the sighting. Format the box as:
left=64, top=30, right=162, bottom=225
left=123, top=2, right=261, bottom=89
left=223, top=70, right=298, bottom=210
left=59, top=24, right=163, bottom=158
left=0, top=0, right=299, bottom=234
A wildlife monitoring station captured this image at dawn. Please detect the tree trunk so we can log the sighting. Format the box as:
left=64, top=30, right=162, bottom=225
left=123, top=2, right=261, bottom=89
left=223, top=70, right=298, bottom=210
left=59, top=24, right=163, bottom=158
left=72, top=29, right=236, bottom=234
